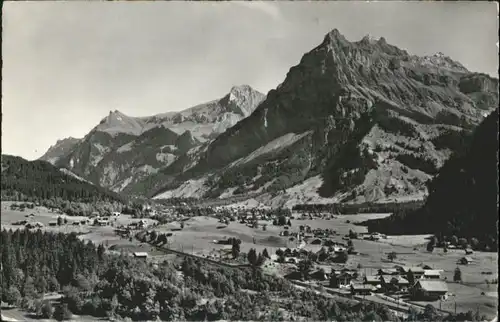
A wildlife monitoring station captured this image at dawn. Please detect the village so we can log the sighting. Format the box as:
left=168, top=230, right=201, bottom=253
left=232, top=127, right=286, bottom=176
left=1, top=200, right=498, bottom=319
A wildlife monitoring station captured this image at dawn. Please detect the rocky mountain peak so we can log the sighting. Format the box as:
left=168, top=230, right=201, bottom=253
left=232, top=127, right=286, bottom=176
left=96, top=110, right=144, bottom=136
left=322, top=28, right=350, bottom=49
left=226, top=85, right=266, bottom=117
left=39, top=137, right=81, bottom=165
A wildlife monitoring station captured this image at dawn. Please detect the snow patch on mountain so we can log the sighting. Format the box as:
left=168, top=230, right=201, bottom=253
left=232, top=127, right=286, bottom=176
left=153, top=177, right=209, bottom=199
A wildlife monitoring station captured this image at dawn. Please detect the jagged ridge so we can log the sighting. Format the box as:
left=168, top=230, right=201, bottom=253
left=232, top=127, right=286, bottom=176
left=151, top=29, right=498, bottom=206
left=44, top=85, right=265, bottom=192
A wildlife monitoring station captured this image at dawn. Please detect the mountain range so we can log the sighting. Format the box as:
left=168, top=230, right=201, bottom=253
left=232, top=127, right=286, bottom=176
left=40, top=29, right=498, bottom=207
left=40, top=85, right=266, bottom=193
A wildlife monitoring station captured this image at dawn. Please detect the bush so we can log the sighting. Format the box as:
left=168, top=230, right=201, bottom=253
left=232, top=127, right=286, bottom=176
left=54, top=303, right=73, bottom=321
left=41, top=301, right=54, bottom=319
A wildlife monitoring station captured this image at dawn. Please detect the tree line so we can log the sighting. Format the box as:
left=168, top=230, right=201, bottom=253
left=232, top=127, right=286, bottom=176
left=1, top=229, right=485, bottom=321
left=1, top=155, right=125, bottom=204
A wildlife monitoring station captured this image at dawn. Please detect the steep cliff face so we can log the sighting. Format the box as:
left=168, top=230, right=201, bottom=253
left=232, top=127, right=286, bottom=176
left=46, top=85, right=265, bottom=192
left=152, top=30, right=498, bottom=205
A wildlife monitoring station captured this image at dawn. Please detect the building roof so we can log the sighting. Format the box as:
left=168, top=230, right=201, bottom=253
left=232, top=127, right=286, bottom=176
left=416, top=280, right=448, bottom=293
left=423, top=270, right=442, bottom=276
left=351, top=284, right=375, bottom=291
left=365, top=276, right=381, bottom=283
left=399, top=266, right=425, bottom=273
left=392, top=276, right=410, bottom=284
left=380, top=275, right=393, bottom=284
left=379, top=268, right=399, bottom=275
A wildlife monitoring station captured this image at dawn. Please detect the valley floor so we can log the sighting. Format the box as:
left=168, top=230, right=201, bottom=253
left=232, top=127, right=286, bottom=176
left=1, top=201, right=497, bottom=320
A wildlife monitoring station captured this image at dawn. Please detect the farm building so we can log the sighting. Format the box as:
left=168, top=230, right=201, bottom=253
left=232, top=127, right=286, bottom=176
left=332, top=246, right=347, bottom=254
left=89, top=212, right=100, bottom=218
left=378, top=268, right=399, bottom=275
left=458, top=257, right=474, bottom=265
left=95, top=218, right=109, bottom=226
left=395, top=266, right=425, bottom=278
left=412, top=280, right=448, bottom=300
left=390, top=276, right=410, bottom=289
left=310, top=270, right=328, bottom=281
left=350, top=284, right=375, bottom=295
left=364, top=276, right=382, bottom=286
left=26, top=222, right=44, bottom=228
left=133, top=252, right=149, bottom=259
left=310, top=238, right=322, bottom=245
left=379, top=275, right=410, bottom=292
left=284, top=271, right=302, bottom=281
left=422, top=270, right=442, bottom=279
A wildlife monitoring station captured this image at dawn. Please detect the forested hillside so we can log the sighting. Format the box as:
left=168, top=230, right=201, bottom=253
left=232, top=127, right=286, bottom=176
left=362, top=109, right=498, bottom=251
left=1, top=155, right=124, bottom=204
left=0, top=229, right=483, bottom=321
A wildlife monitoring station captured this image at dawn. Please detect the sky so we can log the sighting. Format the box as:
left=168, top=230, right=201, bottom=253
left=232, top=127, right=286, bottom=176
left=2, top=1, right=498, bottom=160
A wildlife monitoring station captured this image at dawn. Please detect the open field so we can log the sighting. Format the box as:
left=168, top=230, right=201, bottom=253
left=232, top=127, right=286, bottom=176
left=3, top=201, right=497, bottom=318
left=153, top=216, right=290, bottom=258
left=148, top=211, right=497, bottom=319
left=1, top=201, right=158, bottom=251
left=1, top=305, right=107, bottom=322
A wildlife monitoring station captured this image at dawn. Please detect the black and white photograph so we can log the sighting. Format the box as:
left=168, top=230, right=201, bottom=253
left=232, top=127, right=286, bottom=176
left=1, top=1, right=498, bottom=321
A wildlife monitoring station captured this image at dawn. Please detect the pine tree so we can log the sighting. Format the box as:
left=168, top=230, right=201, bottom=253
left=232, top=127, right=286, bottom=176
left=329, top=272, right=339, bottom=288
left=247, top=248, right=257, bottom=266
left=231, top=239, right=240, bottom=259
left=454, top=267, right=462, bottom=282
left=262, top=248, right=270, bottom=259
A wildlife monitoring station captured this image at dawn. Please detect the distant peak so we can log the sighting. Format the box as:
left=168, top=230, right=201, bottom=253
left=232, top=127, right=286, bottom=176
left=230, top=85, right=255, bottom=94
left=323, top=28, right=349, bottom=45
left=360, top=34, right=376, bottom=45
